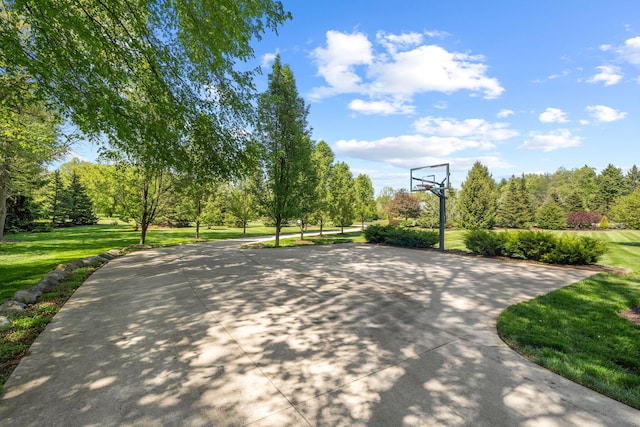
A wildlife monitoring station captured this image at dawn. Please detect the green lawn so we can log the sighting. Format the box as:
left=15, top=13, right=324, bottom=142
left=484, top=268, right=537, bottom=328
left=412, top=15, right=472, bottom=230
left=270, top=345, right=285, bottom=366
left=0, top=222, right=330, bottom=303
left=495, top=228, right=640, bottom=409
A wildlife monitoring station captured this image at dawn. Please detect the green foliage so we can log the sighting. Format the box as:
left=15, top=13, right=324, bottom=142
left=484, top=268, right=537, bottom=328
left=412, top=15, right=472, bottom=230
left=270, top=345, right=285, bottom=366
left=599, top=215, right=609, bottom=229
left=496, top=175, right=534, bottom=228
left=612, top=189, right=640, bottom=229
left=593, top=164, right=625, bottom=216
left=354, top=174, right=376, bottom=228
left=498, top=274, right=640, bottom=408
left=255, top=55, right=313, bottom=245
left=62, top=172, right=97, bottom=225
left=536, top=195, right=567, bottom=229
left=364, top=224, right=438, bottom=248
left=464, top=229, right=606, bottom=265
left=462, top=229, right=506, bottom=256
left=458, top=161, right=497, bottom=229
left=2, top=1, right=291, bottom=173
left=328, top=162, right=356, bottom=232
left=502, top=230, right=557, bottom=261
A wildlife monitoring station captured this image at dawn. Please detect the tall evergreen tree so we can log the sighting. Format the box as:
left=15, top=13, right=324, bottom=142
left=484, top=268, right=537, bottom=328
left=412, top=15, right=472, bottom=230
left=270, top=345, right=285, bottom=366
left=496, top=175, right=534, bottom=228
left=536, top=191, right=567, bottom=229
left=593, top=164, right=625, bottom=216
left=565, top=190, right=585, bottom=214
left=458, top=162, right=497, bottom=229
left=63, top=172, right=97, bottom=225
left=47, top=170, right=67, bottom=227
left=255, top=55, right=313, bottom=247
left=624, top=165, right=640, bottom=195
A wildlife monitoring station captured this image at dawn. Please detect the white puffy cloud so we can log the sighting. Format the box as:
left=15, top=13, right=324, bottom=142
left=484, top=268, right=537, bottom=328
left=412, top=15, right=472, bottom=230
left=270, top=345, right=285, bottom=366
left=497, top=109, right=514, bottom=118
left=310, top=30, right=504, bottom=107
left=261, top=51, right=278, bottom=68
left=586, top=105, right=627, bottom=122
left=348, top=99, right=415, bottom=115
left=587, top=65, right=623, bottom=86
left=518, top=129, right=582, bottom=152
left=412, top=116, right=518, bottom=141
left=310, top=31, right=373, bottom=99
left=539, top=107, right=569, bottom=123
left=617, top=36, right=640, bottom=65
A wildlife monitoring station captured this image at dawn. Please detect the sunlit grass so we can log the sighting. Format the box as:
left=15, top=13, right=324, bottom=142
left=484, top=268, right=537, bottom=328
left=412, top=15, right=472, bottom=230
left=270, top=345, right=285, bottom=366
left=0, top=222, right=334, bottom=302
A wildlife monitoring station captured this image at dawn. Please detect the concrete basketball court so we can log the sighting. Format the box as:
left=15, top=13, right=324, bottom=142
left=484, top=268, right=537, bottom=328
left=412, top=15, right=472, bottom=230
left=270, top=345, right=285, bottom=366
left=1, top=240, right=638, bottom=426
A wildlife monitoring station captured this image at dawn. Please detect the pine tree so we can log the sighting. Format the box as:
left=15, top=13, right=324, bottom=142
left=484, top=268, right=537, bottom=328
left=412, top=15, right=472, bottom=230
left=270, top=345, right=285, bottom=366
left=63, top=172, right=97, bottom=225
left=536, top=191, right=567, bottom=229
left=593, top=164, right=625, bottom=216
left=458, top=162, right=497, bottom=229
left=624, top=165, right=640, bottom=195
left=565, top=190, right=585, bottom=214
left=496, top=175, right=534, bottom=228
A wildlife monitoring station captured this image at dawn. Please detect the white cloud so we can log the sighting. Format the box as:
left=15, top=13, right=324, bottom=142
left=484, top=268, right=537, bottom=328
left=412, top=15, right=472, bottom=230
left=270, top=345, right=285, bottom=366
left=310, top=31, right=373, bottom=99
left=600, top=44, right=612, bottom=51
left=261, top=51, right=279, bottom=68
left=518, top=129, right=582, bottom=152
left=497, top=109, right=514, bottom=118
left=539, top=107, right=569, bottom=123
left=617, top=36, right=640, bottom=65
left=348, top=99, right=415, bottom=115
left=586, top=105, right=627, bottom=122
left=334, top=134, right=495, bottom=168
left=376, top=31, right=424, bottom=54
left=425, top=29, right=451, bottom=39
left=587, top=65, right=623, bottom=86
left=310, top=30, right=504, bottom=107
left=412, top=116, right=518, bottom=141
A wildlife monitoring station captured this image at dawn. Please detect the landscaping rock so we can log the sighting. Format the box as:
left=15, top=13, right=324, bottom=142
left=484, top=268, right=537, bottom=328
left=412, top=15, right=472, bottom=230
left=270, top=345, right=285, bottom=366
left=14, top=289, right=42, bottom=304
left=0, top=301, right=26, bottom=315
left=0, top=316, right=11, bottom=328
left=81, top=256, right=102, bottom=267
left=68, top=259, right=85, bottom=270
left=54, top=263, right=69, bottom=272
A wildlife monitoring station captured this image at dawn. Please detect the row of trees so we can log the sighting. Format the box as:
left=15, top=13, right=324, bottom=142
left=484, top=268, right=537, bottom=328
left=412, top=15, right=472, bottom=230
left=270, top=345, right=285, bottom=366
left=4, top=58, right=376, bottom=245
left=1, top=1, right=291, bottom=241
left=377, top=162, right=640, bottom=230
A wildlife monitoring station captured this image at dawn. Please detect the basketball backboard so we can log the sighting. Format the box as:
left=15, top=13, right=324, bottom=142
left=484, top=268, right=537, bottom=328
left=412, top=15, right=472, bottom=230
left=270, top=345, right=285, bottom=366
left=410, top=163, right=450, bottom=194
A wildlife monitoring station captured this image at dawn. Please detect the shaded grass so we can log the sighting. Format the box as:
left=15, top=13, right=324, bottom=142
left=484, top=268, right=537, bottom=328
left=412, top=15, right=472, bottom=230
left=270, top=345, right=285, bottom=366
left=0, top=266, right=97, bottom=390
left=0, top=223, right=325, bottom=302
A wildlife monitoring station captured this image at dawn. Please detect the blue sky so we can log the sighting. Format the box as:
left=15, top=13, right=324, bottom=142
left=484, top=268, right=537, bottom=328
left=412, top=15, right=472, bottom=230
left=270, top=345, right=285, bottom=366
left=73, top=0, right=640, bottom=193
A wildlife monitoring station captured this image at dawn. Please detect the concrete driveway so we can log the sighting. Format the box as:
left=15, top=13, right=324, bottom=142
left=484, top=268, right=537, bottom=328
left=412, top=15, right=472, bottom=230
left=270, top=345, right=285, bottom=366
left=1, top=241, right=638, bottom=426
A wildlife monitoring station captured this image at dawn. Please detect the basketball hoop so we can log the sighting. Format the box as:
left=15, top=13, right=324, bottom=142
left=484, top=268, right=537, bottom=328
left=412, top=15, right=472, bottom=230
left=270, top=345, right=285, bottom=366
left=422, top=184, right=431, bottom=191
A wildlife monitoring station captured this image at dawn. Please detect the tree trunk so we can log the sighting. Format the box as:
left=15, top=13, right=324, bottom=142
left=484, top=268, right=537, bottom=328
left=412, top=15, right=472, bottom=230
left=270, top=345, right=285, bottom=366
left=140, top=222, right=149, bottom=245
left=0, top=175, right=8, bottom=241
left=243, top=221, right=247, bottom=236
left=275, top=215, right=281, bottom=247
left=195, top=198, right=201, bottom=239
left=319, top=218, right=324, bottom=237
left=299, top=219, right=304, bottom=240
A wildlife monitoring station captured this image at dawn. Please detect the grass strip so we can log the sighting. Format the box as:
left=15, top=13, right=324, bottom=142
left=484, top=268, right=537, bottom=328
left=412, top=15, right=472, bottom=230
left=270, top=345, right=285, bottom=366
left=0, top=266, right=98, bottom=391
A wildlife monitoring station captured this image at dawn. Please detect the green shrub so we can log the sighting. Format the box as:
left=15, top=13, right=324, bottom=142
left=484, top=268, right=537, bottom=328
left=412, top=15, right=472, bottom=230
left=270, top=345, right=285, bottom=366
left=463, top=229, right=505, bottom=256
left=399, top=219, right=415, bottom=228
left=364, top=224, right=438, bottom=248
left=502, top=230, right=556, bottom=261
left=599, top=216, right=609, bottom=229
left=363, top=224, right=386, bottom=243
left=541, top=236, right=607, bottom=265
left=464, top=229, right=606, bottom=265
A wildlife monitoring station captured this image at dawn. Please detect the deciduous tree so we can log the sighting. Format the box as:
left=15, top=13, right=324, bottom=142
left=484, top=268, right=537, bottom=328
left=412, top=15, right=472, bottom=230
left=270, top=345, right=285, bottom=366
left=255, top=55, right=312, bottom=247
left=354, top=174, right=375, bottom=229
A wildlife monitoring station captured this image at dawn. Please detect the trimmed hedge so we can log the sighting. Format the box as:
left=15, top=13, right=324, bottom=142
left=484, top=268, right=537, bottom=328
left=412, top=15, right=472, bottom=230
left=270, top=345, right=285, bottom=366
left=364, top=224, right=439, bottom=248
left=463, top=229, right=607, bottom=265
